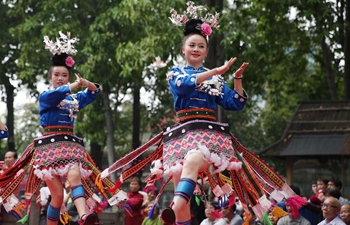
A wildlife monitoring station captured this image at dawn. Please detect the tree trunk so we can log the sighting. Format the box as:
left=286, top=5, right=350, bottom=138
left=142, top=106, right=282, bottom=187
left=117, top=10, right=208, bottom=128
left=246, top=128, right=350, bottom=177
left=90, top=141, right=102, bottom=169
left=132, top=84, right=141, bottom=150
left=5, top=82, right=15, bottom=151
left=102, top=83, right=116, bottom=181
left=132, top=81, right=142, bottom=178
left=321, top=36, right=338, bottom=100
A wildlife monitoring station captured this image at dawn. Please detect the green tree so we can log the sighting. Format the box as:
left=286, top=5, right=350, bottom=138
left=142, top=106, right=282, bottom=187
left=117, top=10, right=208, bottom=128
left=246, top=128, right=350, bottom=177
left=0, top=1, right=26, bottom=151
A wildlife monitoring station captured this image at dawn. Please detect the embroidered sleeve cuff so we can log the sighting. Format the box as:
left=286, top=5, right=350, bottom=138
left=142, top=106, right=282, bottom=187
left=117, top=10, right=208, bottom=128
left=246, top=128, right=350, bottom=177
left=234, top=89, right=248, bottom=99
left=94, top=83, right=100, bottom=91
left=233, top=90, right=248, bottom=103
left=87, top=83, right=100, bottom=94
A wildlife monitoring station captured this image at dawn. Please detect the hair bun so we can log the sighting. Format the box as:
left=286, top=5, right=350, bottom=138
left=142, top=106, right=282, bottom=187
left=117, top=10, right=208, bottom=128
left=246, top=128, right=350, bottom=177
left=51, top=53, right=72, bottom=70
left=183, top=19, right=203, bottom=36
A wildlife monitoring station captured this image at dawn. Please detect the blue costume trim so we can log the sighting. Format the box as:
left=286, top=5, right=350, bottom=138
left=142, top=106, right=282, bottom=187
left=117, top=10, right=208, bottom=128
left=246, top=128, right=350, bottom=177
left=47, top=204, right=60, bottom=222
left=0, top=129, right=8, bottom=139
left=174, top=178, right=196, bottom=203
left=71, top=184, right=85, bottom=201
left=176, top=219, right=191, bottom=225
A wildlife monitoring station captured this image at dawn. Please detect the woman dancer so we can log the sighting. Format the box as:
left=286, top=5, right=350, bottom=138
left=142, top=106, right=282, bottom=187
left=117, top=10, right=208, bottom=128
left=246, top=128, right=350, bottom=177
left=101, top=2, right=292, bottom=225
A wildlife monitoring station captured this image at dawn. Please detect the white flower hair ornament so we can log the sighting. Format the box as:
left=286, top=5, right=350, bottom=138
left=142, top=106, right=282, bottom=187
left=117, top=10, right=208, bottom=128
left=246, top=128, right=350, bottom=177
left=169, top=1, right=220, bottom=38
left=43, top=31, right=79, bottom=69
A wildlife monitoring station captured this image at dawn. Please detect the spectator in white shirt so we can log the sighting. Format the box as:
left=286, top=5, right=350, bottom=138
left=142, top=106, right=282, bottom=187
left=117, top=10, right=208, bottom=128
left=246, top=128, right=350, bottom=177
left=318, top=197, right=345, bottom=225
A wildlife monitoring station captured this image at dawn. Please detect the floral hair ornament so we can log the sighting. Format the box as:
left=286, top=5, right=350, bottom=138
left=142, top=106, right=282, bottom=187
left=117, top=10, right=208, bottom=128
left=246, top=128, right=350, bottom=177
left=43, top=31, right=79, bottom=68
left=169, top=1, right=220, bottom=37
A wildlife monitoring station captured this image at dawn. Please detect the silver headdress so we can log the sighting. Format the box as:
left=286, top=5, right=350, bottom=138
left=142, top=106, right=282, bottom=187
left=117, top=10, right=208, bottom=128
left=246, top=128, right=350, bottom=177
left=169, top=1, right=220, bottom=30
left=43, top=31, right=79, bottom=55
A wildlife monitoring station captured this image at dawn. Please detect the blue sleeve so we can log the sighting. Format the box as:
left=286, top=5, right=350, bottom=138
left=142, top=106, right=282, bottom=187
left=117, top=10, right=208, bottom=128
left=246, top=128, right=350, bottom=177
left=39, top=85, right=71, bottom=113
left=167, top=67, right=197, bottom=96
left=74, top=84, right=100, bottom=110
left=216, top=83, right=248, bottom=111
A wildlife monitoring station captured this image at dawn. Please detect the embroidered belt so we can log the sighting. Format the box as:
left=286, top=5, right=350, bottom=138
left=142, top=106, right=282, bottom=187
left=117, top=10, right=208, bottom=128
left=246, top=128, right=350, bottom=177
left=43, top=126, right=74, bottom=136
left=175, top=108, right=217, bottom=123
left=34, top=134, right=84, bottom=147
left=164, top=120, right=230, bottom=143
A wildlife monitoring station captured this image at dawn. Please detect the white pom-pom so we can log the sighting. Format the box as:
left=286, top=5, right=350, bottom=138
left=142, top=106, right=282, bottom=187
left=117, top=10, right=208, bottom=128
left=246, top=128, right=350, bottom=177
left=214, top=158, right=229, bottom=173
left=209, top=153, right=221, bottom=167
left=197, top=143, right=210, bottom=160
left=150, top=159, right=164, bottom=175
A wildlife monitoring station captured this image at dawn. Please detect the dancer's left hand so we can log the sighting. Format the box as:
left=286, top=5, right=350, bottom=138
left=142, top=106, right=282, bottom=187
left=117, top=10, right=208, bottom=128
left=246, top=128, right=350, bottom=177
left=233, top=62, right=249, bottom=78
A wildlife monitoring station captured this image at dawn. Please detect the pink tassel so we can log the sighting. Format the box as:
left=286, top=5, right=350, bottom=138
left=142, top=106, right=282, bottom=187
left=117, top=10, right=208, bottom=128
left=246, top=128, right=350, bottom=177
left=211, top=210, right=223, bottom=219
left=23, top=200, right=31, bottom=207
left=108, top=180, right=122, bottom=193
left=285, top=195, right=307, bottom=219
left=228, top=194, right=236, bottom=209
left=100, top=201, right=108, bottom=208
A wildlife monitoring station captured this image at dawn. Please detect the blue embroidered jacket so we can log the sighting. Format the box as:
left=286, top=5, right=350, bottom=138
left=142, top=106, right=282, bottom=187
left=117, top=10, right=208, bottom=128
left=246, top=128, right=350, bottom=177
left=39, top=84, right=99, bottom=127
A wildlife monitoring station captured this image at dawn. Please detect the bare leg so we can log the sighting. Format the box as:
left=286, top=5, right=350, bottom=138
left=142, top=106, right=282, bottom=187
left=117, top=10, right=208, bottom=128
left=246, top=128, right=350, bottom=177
left=172, top=173, right=181, bottom=190
left=66, top=165, right=87, bottom=219
left=172, top=152, right=210, bottom=223
left=45, top=176, right=64, bottom=225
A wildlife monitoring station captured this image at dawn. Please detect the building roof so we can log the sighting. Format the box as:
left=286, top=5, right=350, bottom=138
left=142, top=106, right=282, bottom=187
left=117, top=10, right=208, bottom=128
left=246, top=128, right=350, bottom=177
left=259, top=101, right=350, bottom=157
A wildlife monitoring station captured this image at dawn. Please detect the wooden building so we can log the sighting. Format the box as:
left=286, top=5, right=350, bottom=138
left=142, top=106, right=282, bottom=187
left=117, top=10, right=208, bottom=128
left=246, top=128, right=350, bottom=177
left=259, top=101, right=350, bottom=198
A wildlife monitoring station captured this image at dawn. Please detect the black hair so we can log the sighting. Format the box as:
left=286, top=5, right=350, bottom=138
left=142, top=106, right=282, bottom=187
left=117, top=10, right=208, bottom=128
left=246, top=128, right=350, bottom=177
left=323, top=188, right=341, bottom=199
left=290, top=184, right=301, bottom=196
left=130, top=176, right=142, bottom=188
left=182, top=19, right=208, bottom=47
left=208, top=201, right=221, bottom=210
left=317, top=178, right=329, bottom=185
left=230, top=203, right=237, bottom=212
left=6, top=150, right=17, bottom=159
left=183, top=19, right=203, bottom=36
left=329, top=178, right=342, bottom=190
left=51, top=53, right=71, bottom=70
